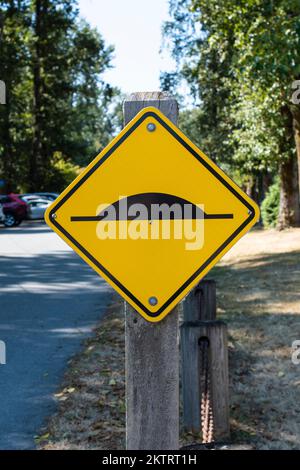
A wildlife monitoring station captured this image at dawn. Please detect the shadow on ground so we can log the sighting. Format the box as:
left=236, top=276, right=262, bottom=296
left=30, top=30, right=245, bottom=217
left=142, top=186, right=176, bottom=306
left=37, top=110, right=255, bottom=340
left=209, top=249, right=300, bottom=449
left=0, top=248, right=113, bottom=450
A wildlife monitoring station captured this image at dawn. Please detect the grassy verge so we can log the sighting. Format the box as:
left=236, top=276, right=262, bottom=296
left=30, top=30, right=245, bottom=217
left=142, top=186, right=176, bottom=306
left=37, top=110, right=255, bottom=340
left=38, top=228, right=300, bottom=450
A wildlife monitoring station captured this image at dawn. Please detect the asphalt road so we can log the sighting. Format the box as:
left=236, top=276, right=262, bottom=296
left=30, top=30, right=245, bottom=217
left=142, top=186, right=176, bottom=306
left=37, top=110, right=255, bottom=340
left=0, top=221, right=113, bottom=450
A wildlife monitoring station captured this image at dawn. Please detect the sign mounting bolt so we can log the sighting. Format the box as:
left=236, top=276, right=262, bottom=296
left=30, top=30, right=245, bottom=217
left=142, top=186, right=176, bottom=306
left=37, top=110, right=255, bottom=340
left=51, top=213, right=57, bottom=220
left=147, top=122, right=156, bottom=132
left=148, top=296, right=158, bottom=306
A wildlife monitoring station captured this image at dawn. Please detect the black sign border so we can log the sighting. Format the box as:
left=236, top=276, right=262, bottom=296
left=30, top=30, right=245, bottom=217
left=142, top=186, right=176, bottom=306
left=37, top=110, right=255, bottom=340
left=49, top=111, right=255, bottom=318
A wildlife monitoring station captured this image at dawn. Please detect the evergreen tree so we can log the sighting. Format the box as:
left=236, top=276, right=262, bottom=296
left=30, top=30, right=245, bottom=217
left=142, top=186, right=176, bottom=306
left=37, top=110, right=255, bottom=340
left=0, top=0, right=120, bottom=191
left=0, top=1, right=31, bottom=190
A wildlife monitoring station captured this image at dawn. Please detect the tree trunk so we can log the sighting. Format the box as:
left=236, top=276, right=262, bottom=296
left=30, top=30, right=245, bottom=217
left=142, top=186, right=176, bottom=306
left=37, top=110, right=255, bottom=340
left=295, top=126, right=300, bottom=194
left=0, top=7, right=14, bottom=191
left=245, top=175, right=256, bottom=200
left=2, top=88, right=14, bottom=191
left=277, top=104, right=300, bottom=229
left=29, top=0, right=44, bottom=192
left=262, top=173, right=272, bottom=198
left=277, top=153, right=300, bottom=229
left=292, top=109, right=300, bottom=201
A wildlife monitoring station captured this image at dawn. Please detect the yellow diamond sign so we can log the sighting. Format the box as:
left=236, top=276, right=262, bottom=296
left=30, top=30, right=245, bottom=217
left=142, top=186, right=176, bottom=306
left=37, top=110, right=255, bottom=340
left=45, top=107, right=259, bottom=322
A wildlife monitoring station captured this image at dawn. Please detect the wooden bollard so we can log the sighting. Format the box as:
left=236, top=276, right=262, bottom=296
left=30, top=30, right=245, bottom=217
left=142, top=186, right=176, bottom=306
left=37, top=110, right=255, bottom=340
left=124, top=92, right=179, bottom=450
left=184, top=279, right=216, bottom=322
left=181, top=280, right=230, bottom=441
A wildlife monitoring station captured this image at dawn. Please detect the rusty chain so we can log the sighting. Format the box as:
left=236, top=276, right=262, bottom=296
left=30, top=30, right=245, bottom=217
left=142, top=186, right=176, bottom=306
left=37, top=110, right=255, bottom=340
left=199, top=337, right=214, bottom=444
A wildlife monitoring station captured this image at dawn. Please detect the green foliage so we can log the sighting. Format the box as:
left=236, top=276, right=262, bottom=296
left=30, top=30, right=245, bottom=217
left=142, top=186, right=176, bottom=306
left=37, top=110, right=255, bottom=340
left=261, top=179, right=280, bottom=228
left=46, top=152, right=81, bottom=193
left=0, top=1, right=32, bottom=189
left=0, top=0, right=122, bottom=192
left=163, top=0, right=300, bottom=227
left=179, top=108, right=203, bottom=149
left=163, top=0, right=300, bottom=169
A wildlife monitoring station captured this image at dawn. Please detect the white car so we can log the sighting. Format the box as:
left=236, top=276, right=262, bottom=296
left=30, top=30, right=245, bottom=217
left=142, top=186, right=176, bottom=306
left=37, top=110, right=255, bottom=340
left=26, top=198, right=51, bottom=220
left=20, top=192, right=58, bottom=202
left=0, top=203, right=4, bottom=223
left=20, top=195, right=41, bottom=203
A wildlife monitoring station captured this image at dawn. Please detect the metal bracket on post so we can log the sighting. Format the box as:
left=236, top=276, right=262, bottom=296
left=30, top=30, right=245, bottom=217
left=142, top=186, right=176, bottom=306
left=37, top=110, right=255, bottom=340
left=181, top=279, right=230, bottom=442
left=124, top=92, right=179, bottom=450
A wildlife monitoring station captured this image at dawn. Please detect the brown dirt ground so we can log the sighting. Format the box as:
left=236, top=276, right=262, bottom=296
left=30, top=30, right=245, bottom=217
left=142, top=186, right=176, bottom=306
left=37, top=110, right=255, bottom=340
left=37, top=228, right=300, bottom=450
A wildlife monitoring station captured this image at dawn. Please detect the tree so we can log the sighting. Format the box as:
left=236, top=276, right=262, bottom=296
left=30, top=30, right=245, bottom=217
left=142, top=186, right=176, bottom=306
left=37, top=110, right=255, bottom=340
left=224, top=0, right=300, bottom=227
left=29, top=0, right=117, bottom=191
left=162, top=0, right=236, bottom=164
left=66, top=20, right=120, bottom=167
left=0, top=1, right=31, bottom=191
left=162, top=0, right=300, bottom=228
left=0, top=0, right=120, bottom=192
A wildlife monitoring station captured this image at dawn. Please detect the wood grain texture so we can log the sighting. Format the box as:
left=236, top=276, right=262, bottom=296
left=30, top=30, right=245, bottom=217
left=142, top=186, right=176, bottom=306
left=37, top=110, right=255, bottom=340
left=123, top=91, right=178, bottom=125
left=125, top=303, right=179, bottom=450
left=183, top=279, right=216, bottom=322
left=182, top=279, right=217, bottom=433
left=124, top=91, right=179, bottom=450
left=181, top=320, right=230, bottom=440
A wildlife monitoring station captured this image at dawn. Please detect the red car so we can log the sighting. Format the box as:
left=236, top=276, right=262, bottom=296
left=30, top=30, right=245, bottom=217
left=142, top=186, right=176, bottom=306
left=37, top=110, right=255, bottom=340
left=0, top=193, right=28, bottom=227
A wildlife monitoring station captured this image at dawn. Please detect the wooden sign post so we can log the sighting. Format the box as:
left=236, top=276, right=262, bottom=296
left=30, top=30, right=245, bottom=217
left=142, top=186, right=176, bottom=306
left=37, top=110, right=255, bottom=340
left=124, top=92, right=179, bottom=450
left=45, top=89, right=259, bottom=451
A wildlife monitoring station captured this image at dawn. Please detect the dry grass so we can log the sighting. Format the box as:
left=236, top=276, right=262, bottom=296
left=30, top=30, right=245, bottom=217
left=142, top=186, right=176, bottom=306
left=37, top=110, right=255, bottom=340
left=38, top=228, right=300, bottom=450
left=215, top=228, right=300, bottom=449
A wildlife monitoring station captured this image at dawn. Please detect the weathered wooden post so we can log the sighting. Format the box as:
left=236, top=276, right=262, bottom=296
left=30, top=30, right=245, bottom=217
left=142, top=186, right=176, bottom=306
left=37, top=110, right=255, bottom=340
left=181, top=279, right=230, bottom=441
left=124, top=92, right=179, bottom=450
left=183, top=279, right=216, bottom=322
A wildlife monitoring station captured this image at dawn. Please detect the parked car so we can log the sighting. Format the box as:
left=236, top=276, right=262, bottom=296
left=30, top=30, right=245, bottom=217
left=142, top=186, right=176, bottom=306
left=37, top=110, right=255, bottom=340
left=0, top=194, right=28, bottom=227
left=19, top=194, right=43, bottom=203
left=26, top=198, right=51, bottom=220
left=35, top=192, right=58, bottom=201
left=19, top=192, right=58, bottom=202
left=0, top=203, right=5, bottom=224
